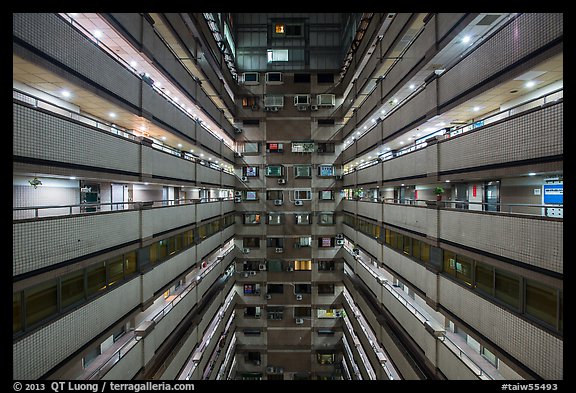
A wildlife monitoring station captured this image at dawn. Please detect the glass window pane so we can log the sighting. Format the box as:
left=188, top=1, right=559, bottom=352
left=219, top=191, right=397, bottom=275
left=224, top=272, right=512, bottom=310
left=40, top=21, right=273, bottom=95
left=107, top=256, right=124, bottom=286
left=183, top=229, right=194, bottom=247
left=495, top=269, right=520, bottom=309
left=412, top=239, right=421, bottom=260
left=526, top=280, right=558, bottom=327
left=13, top=292, right=22, bottom=334
left=474, top=263, right=493, bottom=295
left=385, top=229, right=391, bottom=245
left=149, top=243, right=159, bottom=264
left=455, top=255, right=473, bottom=286
left=25, top=280, right=58, bottom=327
left=397, top=233, right=403, bottom=251
left=124, top=251, right=137, bottom=277
left=86, top=262, right=107, bottom=296
left=61, top=270, right=85, bottom=309
left=403, top=235, right=411, bottom=255
left=158, top=239, right=168, bottom=259
left=443, top=250, right=456, bottom=276
left=420, top=242, right=430, bottom=263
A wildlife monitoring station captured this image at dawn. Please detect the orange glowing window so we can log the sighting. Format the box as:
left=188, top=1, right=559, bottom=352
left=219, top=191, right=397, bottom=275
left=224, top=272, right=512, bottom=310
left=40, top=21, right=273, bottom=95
left=275, top=24, right=285, bottom=34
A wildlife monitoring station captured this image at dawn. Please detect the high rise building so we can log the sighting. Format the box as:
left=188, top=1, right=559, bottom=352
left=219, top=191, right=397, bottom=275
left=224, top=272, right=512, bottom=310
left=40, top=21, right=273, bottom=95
left=12, top=12, right=563, bottom=381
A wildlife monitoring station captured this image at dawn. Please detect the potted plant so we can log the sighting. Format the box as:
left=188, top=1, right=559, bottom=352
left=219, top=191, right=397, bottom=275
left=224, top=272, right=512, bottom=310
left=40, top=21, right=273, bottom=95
left=433, top=186, right=445, bottom=201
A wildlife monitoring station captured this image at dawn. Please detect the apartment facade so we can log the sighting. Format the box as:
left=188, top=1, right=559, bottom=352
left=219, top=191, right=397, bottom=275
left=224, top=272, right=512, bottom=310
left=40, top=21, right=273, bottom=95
left=12, top=12, right=562, bottom=381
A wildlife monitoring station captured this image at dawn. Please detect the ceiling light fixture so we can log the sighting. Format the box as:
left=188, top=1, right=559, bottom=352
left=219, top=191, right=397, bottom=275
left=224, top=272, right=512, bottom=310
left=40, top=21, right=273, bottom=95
left=528, top=172, right=536, bottom=176
left=108, top=112, right=116, bottom=118
left=409, top=84, right=415, bottom=89
left=93, top=30, right=103, bottom=38
left=61, top=90, right=71, bottom=98
left=462, top=35, right=471, bottom=43
left=177, top=143, right=182, bottom=147
left=161, top=136, right=166, bottom=140
left=130, top=60, right=137, bottom=68
left=525, top=81, right=536, bottom=88
left=473, top=106, right=480, bottom=111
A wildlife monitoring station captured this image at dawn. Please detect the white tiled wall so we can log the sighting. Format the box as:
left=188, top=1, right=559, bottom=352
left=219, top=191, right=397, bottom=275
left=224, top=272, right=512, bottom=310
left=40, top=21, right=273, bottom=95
left=13, top=211, right=140, bottom=276
left=141, top=204, right=196, bottom=238
left=383, top=203, right=438, bottom=238
left=438, top=277, right=562, bottom=379
left=439, top=210, right=563, bottom=273
left=13, top=278, right=141, bottom=380
left=142, top=147, right=196, bottom=181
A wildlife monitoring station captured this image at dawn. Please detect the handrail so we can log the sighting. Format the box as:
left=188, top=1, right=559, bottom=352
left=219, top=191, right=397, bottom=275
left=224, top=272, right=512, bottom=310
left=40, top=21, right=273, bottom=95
left=86, top=243, right=234, bottom=380
left=344, top=245, right=496, bottom=380
left=13, top=197, right=234, bottom=220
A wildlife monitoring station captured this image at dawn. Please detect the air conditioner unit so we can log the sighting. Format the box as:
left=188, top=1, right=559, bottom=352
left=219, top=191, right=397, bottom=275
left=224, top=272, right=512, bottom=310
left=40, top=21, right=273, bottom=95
left=233, top=127, right=242, bottom=134
left=242, top=248, right=250, bottom=254
left=275, top=247, right=283, bottom=253
left=287, top=266, right=294, bottom=272
left=259, top=264, right=266, bottom=271
left=335, top=234, right=344, bottom=240
left=235, top=191, right=242, bottom=197
left=335, top=175, right=343, bottom=180
left=241, top=72, right=260, bottom=85
left=295, top=318, right=304, bottom=325
left=277, top=179, right=287, bottom=185
left=336, top=239, right=345, bottom=245
left=235, top=152, right=243, bottom=157
left=296, top=294, right=303, bottom=301
left=352, top=248, right=359, bottom=255
left=265, top=72, right=283, bottom=85
left=294, top=94, right=310, bottom=106
left=269, top=106, right=280, bottom=112
left=242, top=272, right=249, bottom=278
left=317, top=94, right=336, bottom=107
left=273, top=199, right=283, bottom=206
left=266, top=294, right=272, bottom=300
left=250, top=271, right=257, bottom=276
left=241, top=176, right=249, bottom=182
left=294, top=200, right=303, bottom=206
left=266, top=366, right=275, bottom=374
left=310, top=105, right=318, bottom=111
left=234, top=197, right=242, bottom=203
left=264, top=95, right=284, bottom=108
left=297, top=105, right=308, bottom=111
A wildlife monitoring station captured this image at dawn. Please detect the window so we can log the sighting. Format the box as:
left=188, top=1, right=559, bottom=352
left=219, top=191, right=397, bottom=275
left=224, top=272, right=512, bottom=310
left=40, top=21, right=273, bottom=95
left=265, top=165, right=284, bottom=177
left=244, top=191, right=258, bottom=201
left=275, top=23, right=285, bottom=34
left=318, top=284, right=335, bottom=295
left=243, top=142, right=260, bottom=153
left=420, top=242, right=430, bottom=263
left=318, top=261, right=335, bottom=271
left=526, top=280, right=558, bottom=327
left=266, top=143, right=284, bottom=153
left=296, top=237, right=312, bottom=247
left=266, top=190, right=283, bottom=200
left=294, top=260, right=311, bottom=271
left=318, top=165, right=334, bottom=177
left=244, top=213, right=261, bottom=225
left=86, top=262, right=107, bottom=296
left=318, top=237, right=334, bottom=247
left=455, top=255, right=473, bottom=286
left=13, top=292, right=22, bottom=333
left=294, top=189, right=312, bottom=200
left=295, top=284, right=311, bottom=294
left=317, top=73, right=334, bottom=84
left=317, top=353, right=335, bottom=364
left=294, top=306, right=312, bottom=318
left=402, top=235, right=411, bottom=255
left=125, top=251, right=137, bottom=276
left=157, top=239, right=168, bottom=260
left=291, top=142, right=315, bottom=153
left=267, top=238, right=284, bottom=248
left=319, top=190, right=334, bottom=200
left=243, top=166, right=259, bottom=177
left=244, top=307, right=261, bottom=318
left=107, top=256, right=124, bottom=287
left=495, top=269, right=520, bottom=309
left=267, top=49, right=289, bottom=62
left=60, top=270, right=85, bottom=309
left=245, top=351, right=261, bottom=364
left=267, top=306, right=284, bottom=320
left=316, top=142, right=335, bottom=153
left=295, top=213, right=311, bottom=224
left=268, top=213, right=283, bottom=225
left=294, top=73, right=310, bottom=83
left=267, top=260, right=283, bottom=272
left=267, top=284, right=284, bottom=294
left=318, top=212, right=334, bottom=225
left=412, top=239, right=421, bottom=260
left=242, top=96, right=257, bottom=108
left=294, top=165, right=312, bottom=178
left=243, top=237, right=260, bottom=248
left=25, top=280, right=58, bottom=327
left=443, top=250, right=457, bottom=277
left=475, top=262, right=494, bottom=295
left=243, top=284, right=261, bottom=295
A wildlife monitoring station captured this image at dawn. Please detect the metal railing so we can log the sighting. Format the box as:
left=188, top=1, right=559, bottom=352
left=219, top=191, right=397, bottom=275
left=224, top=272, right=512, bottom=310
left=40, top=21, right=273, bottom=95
left=13, top=197, right=234, bottom=220
left=438, top=334, right=493, bottom=380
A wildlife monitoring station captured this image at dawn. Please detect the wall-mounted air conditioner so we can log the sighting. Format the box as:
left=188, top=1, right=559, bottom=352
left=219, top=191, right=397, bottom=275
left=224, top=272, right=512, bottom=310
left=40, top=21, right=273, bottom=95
left=241, top=72, right=260, bottom=85
left=294, top=95, right=310, bottom=111
left=335, top=234, right=344, bottom=240
left=273, top=199, right=283, bottom=206
left=287, top=266, right=294, bottom=272
left=241, top=176, right=249, bottom=182
left=250, top=271, right=257, bottom=276
left=266, top=366, right=275, bottom=374
left=235, top=152, right=243, bottom=157
left=259, top=264, right=266, bottom=271
left=310, top=105, right=318, bottom=111
left=235, top=191, right=242, bottom=197
left=336, top=239, right=345, bottom=245
left=264, top=95, right=284, bottom=110
left=265, top=72, right=283, bottom=85
left=233, top=127, right=242, bottom=134
left=234, top=197, right=242, bottom=203
left=316, top=94, right=335, bottom=107
left=242, top=248, right=250, bottom=254
left=294, top=200, right=303, bottom=206
left=275, top=247, right=283, bottom=253
left=242, top=272, right=249, bottom=278
left=295, top=318, right=304, bottom=325
left=278, top=179, right=287, bottom=185
left=266, top=294, right=272, bottom=300
left=295, top=294, right=303, bottom=301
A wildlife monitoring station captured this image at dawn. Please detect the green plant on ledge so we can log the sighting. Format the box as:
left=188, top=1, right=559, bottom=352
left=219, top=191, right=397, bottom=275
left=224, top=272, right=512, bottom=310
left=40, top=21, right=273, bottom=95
left=433, top=186, right=445, bottom=201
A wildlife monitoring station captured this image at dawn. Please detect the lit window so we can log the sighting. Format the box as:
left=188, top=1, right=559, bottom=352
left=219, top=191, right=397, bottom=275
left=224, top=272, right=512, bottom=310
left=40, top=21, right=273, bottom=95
left=275, top=24, right=285, bottom=34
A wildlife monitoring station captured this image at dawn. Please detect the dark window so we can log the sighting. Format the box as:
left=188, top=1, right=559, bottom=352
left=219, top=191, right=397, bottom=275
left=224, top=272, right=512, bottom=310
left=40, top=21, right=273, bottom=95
left=266, top=238, right=284, bottom=248
left=61, top=270, right=85, bottom=309
left=317, top=119, right=335, bottom=126
left=412, top=239, right=421, bottom=260
left=295, top=284, right=312, bottom=294
left=243, top=237, right=260, bottom=248
left=294, top=73, right=310, bottom=83
left=124, top=251, right=137, bottom=277
left=318, top=261, right=335, bottom=271
left=107, top=256, right=124, bottom=286
left=13, top=292, right=22, bottom=334
left=294, top=307, right=312, bottom=317
left=475, top=262, right=494, bottom=295
left=526, top=280, right=558, bottom=328
left=420, top=242, right=430, bottom=263
left=318, top=284, right=335, bottom=295
left=402, top=235, right=411, bottom=255
left=86, top=262, right=107, bottom=296
left=267, top=284, right=284, bottom=294
left=317, top=73, right=334, bottom=83
left=266, top=190, right=283, bottom=200
left=25, top=280, right=58, bottom=327
left=243, top=119, right=260, bottom=126
left=455, top=255, right=473, bottom=286
left=495, top=269, right=520, bottom=309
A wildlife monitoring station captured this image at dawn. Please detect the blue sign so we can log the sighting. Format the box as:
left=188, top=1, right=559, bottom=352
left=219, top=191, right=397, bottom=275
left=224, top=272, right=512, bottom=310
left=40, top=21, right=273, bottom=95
left=543, top=184, right=563, bottom=204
